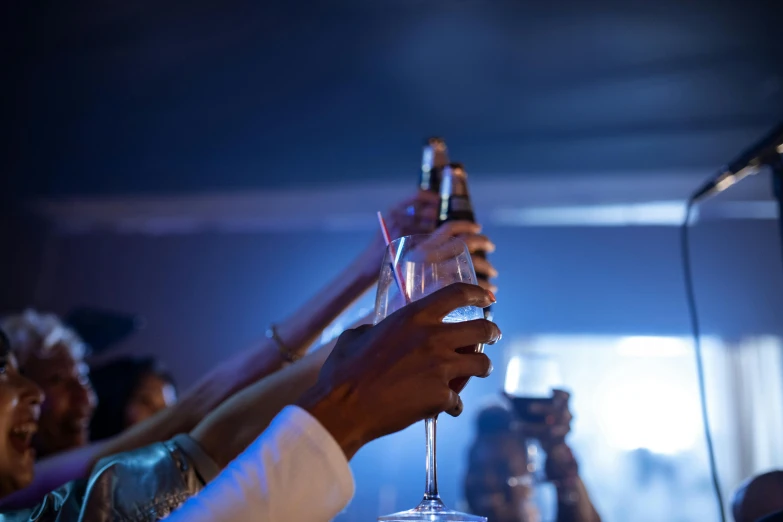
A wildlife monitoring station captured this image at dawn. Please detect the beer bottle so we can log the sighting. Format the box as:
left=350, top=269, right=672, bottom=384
left=439, top=162, right=493, bottom=320
left=420, top=137, right=449, bottom=193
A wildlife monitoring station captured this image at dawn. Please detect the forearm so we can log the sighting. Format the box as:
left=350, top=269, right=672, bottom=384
left=276, top=243, right=379, bottom=354
left=190, top=308, right=373, bottom=469
left=555, top=478, right=601, bottom=522
left=190, top=338, right=337, bottom=469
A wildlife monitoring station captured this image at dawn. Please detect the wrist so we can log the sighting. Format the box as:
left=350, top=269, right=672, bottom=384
left=555, top=477, right=585, bottom=506
left=297, top=382, right=367, bottom=461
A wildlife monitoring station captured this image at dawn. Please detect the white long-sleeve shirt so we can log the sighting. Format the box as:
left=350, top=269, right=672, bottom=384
left=164, top=406, right=355, bottom=522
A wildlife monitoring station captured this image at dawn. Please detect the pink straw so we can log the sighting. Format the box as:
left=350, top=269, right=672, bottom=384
left=376, top=211, right=410, bottom=303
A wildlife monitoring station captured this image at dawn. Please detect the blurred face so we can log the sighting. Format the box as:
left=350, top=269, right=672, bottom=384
left=123, top=373, right=176, bottom=428
left=0, top=351, right=44, bottom=498
left=23, top=343, right=97, bottom=457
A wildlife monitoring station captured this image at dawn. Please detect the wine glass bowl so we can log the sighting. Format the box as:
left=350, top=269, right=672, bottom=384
left=503, top=350, right=563, bottom=421
left=374, top=235, right=483, bottom=324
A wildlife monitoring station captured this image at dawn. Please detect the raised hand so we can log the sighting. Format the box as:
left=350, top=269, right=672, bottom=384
left=298, top=283, right=501, bottom=460
left=361, top=190, right=440, bottom=277
left=432, top=221, right=498, bottom=293
left=385, top=190, right=440, bottom=239
left=518, top=389, right=580, bottom=487
left=521, top=389, right=572, bottom=452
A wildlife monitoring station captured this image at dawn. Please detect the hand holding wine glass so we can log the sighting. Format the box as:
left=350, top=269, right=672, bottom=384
left=300, top=282, right=500, bottom=460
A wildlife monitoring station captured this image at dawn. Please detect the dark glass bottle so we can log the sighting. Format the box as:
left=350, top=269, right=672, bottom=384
left=439, top=163, right=493, bottom=320
left=420, top=137, right=449, bottom=193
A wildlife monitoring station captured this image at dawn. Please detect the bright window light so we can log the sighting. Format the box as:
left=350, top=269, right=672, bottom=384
left=504, top=355, right=521, bottom=395
left=615, top=336, right=691, bottom=358
left=595, top=336, right=701, bottom=455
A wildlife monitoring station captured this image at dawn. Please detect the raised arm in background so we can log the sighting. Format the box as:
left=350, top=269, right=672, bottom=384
left=530, top=390, right=601, bottom=522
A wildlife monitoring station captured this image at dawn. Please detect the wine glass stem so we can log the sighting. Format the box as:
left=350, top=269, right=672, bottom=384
left=423, top=416, right=440, bottom=501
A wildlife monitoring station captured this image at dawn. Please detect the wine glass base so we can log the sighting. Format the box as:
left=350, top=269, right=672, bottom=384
left=378, top=499, right=486, bottom=521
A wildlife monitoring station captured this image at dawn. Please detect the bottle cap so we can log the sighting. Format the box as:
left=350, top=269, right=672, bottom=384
left=448, top=162, right=468, bottom=177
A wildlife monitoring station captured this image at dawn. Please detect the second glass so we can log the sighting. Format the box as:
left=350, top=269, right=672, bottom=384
left=504, top=348, right=564, bottom=482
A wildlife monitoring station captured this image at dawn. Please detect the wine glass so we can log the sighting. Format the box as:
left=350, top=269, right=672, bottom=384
left=503, top=346, right=563, bottom=481
left=375, top=234, right=488, bottom=522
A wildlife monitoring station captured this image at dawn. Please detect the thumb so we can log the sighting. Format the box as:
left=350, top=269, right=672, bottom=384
left=332, top=324, right=374, bottom=356
left=444, top=392, right=463, bottom=418
left=336, top=324, right=373, bottom=342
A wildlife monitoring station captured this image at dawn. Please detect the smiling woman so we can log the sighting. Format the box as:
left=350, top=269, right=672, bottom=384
left=0, top=329, right=44, bottom=498
left=0, top=311, right=97, bottom=459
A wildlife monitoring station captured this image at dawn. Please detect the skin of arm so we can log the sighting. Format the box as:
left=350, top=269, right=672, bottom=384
left=555, top=476, right=602, bottom=522
left=188, top=314, right=371, bottom=469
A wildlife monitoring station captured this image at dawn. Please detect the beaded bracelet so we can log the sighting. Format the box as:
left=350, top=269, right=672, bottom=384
left=266, top=324, right=301, bottom=363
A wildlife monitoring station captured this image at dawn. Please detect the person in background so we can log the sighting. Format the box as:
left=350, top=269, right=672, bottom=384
left=89, top=356, right=178, bottom=441
left=732, top=470, right=783, bottom=522
left=0, top=310, right=97, bottom=459
left=0, top=283, right=500, bottom=521
left=464, top=405, right=538, bottom=522
left=464, top=391, right=601, bottom=522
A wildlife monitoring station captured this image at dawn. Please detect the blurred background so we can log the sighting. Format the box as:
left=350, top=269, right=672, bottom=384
left=3, top=0, right=783, bottom=520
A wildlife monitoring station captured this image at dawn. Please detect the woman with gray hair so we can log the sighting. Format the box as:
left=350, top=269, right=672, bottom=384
left=1, top=310, right=97, bottom=459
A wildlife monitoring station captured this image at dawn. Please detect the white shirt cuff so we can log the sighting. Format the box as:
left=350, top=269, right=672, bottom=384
left=165, top=405, right=355, bottom=522
left=277, top=404, right=356, bottom=505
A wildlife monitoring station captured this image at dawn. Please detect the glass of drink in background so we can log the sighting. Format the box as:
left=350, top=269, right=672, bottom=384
left=375, top=234, right=488, bottom=522
left=503, top=347, right=564, bottom=482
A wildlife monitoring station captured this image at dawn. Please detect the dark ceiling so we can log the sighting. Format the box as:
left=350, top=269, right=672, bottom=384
left=5, top=0, right=783, bottom=198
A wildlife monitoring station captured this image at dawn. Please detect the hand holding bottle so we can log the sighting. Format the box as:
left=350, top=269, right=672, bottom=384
left=430, top=221, right=498, bottom=293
